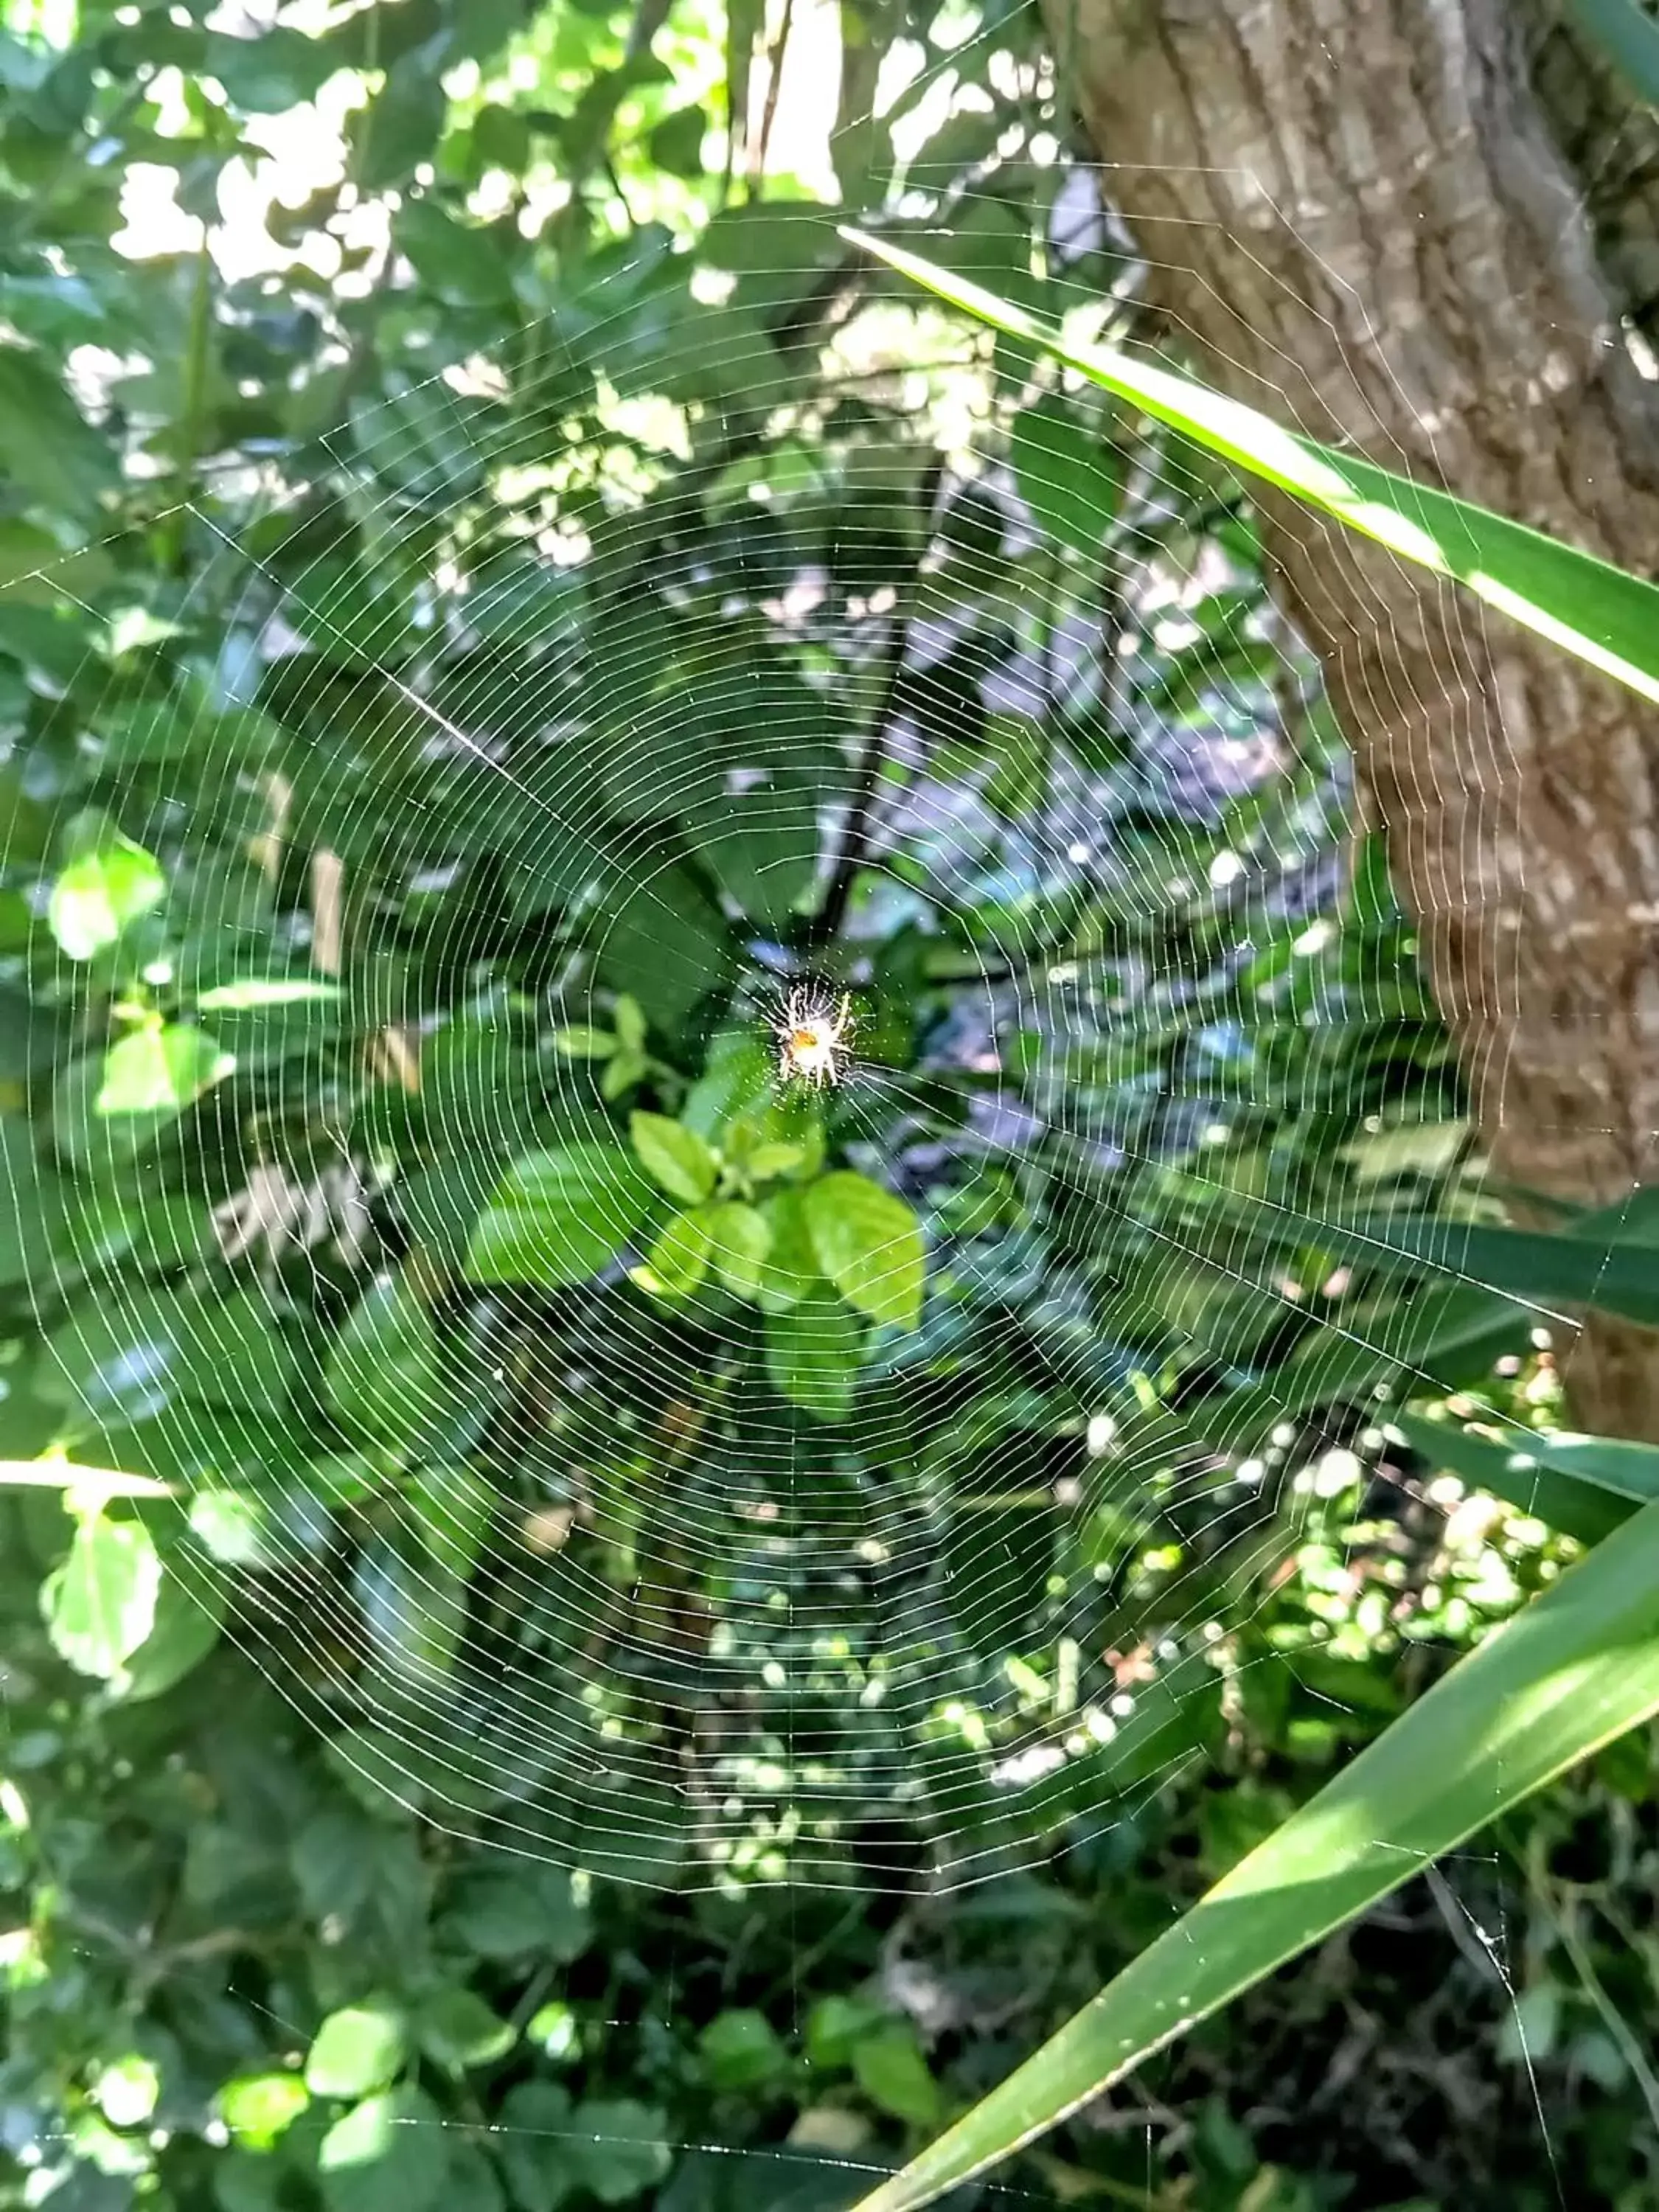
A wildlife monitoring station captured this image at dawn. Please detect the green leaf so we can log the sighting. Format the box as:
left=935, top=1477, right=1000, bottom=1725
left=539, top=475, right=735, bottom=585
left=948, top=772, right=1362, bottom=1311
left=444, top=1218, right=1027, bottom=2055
left=354, top=1533, right=469, bottom=1684
left=319, top=2085, right=445, bottom=2212
left=570, top=2101, right=672, bottom=2202
left=1009, top=395, right=1117, bottom=557
left=552, top=1025, right=617, bottom=1059
left=45, top=1512, right=161, bottom=1678
left=96, top=1023, right=233, bottom=1115
left=681, top=1028, right=773, bottom=1145
left=766, top=1290, right=860, bottom=1420
left=326, top=1273, right=440, bottom=1462
left=48, top=830, right=166, bottom=960
left=412, top=1987, right=516, bottom=2072
left=217, top=2070, right=311, bottom=2150
left=629, top=1112, right=717, bottom=1204
left=306, top=2004, right=407, bottom=2099
left=0, top=346, right=114, bottom=518
left=848, top=229, right=1659, bottom=710
left=698, top=2009, right=788, bottom=2092
left=115, top=1557, right=226, bottom=1700
left=1394, top=1413, right=1659, bottom=1547
left=852, top=2025, right=942, bottom=2129
left=699, top=1200, right=771, bottom=1301
left=396, top=201, right=516, bottom=307
left=440, top=1863, right=589, bottom=1961
left=42, top=1285, right=296, bottom=1422
left=357, top=55, right=448, bottom=189
left=647, top=104, right=708, bottom=176
left=595, top=863, right=731, bottom=1034
left=847, top=1499, right=1659, bottom=2211
left=207, top=24, right=340, bottom=110
left=805, top=1172, right=925, bottom=1330
left=634, top=1208, right=713, bottom=1298
left=494, top=2082, right=575, bottom=2212
left=465, top=1144, right=654, bottom=1288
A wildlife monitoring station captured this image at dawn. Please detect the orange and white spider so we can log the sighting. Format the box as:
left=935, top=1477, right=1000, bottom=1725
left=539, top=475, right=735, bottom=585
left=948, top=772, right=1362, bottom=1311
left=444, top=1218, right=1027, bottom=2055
left=773, top=985, right=855, bottom=1088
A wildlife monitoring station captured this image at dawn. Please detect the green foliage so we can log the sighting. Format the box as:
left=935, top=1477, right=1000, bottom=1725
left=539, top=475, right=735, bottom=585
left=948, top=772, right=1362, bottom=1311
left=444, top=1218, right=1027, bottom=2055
left=1, top=5, right=1657, bottom=2212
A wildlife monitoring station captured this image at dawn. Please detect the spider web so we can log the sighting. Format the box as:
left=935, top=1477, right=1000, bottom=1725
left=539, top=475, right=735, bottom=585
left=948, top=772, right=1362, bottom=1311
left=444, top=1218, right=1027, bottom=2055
left=0, top=49, right=1631, bottom=2205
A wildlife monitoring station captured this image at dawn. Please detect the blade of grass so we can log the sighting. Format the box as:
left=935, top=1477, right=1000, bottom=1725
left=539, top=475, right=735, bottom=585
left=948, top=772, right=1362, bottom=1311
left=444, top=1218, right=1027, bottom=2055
left=850, top=1500, right=1659, bottom=2211
left=843, top=229, right=1659, bottom=709
left=1562, top=0, right=1659, bottom=106
left=1391, top=1412, right=1652, bottom=1546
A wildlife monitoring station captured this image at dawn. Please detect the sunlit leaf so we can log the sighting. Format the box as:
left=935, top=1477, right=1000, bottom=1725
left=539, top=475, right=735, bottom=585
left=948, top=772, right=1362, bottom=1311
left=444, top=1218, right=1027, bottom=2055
left=806, top=1172, right=925, bottom=1330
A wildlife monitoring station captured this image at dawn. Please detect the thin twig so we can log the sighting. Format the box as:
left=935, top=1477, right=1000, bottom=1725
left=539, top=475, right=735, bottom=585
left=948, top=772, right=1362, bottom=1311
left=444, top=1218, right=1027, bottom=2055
left=750, top=0, right=796, bottom=198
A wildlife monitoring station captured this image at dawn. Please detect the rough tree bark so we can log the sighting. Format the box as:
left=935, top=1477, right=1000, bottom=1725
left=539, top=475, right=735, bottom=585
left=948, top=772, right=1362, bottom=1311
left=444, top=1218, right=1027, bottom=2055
left=1042, top=0, right=1659, bottom=1436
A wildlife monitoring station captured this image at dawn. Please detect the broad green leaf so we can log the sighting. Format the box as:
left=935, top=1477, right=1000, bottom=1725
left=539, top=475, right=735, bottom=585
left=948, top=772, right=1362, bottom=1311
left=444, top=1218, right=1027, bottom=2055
left=408, top=1465, right=496, bottom=1577
left=630, top=1111, right=717, bottom=1204
left=698, top=2009, right=788, bottom=2092
left=440, top=1863, right=589, bottom=1961
left=356, top=55, right=448, bottom=190
left=216, top=2070, right=310, bottom=2149
left=848, top=229, right=1659, bottom=709
left=1394, top=1412, right=1659, bottom=1547
left=412, top=1987, right=516, bottom=2072
left=45, top=1512, right=161, bottom=1678
left=634, top=1208, right=713, bottom=1298
left=595, top=863, right=731, bottom=1034
left=852, top=2025, right=942, bottom=2130
left=325, top=1273, right=440, bottom=1462
left=553, top=1025, right=617, bottom=1059
left=700, top=1200, right=771, bottom=1301
left=806, top=1172, right=925, bottom=1330
left=42, top=1285, right=295, bottom=1422
left=849, top=1498, right=1659, bottom=2210
left=681, top=1028, right=773, bottom=1144
left=0, top=346, right=114, bottom=518
left=0, top=1116, right=68, bottom=1287
left=96, top=1023, right=232, bottom=1115
left=319, top=2085, right=444, bottom=2212
left=465, top=1144, right=653, bottom=1289
left=766, top=1290, right=860, bottom=1420
left=48, top=830, right=166, bottom=960
left=745, top=1141, right=805, bottom=1183
left=570, top=2101, right=672, bottom=2202
left=395, top=201, right=515, bottom=308
left=306, top=2003, right=407, bottom=2099
left=116, top=1557, right=226, bottom=1700
left=494, top=2082, right=575, bottom=2212
left=206, top=24, right=339, bottom=110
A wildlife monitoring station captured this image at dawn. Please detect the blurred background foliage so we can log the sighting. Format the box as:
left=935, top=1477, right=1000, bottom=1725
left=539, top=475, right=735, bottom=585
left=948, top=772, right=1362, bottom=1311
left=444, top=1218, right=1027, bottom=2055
left=0, top=0, right=1655, bottom=2207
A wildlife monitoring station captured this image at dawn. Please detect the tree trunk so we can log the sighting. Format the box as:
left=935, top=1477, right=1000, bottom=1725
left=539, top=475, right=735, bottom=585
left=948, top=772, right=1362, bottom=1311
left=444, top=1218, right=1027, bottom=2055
left=1044, top=0, right=1659, bottom=1436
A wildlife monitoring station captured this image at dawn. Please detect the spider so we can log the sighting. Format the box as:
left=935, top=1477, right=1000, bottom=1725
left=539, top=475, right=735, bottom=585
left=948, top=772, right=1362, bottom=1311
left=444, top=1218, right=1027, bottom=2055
left=773, top=984, right=855, bottom=1088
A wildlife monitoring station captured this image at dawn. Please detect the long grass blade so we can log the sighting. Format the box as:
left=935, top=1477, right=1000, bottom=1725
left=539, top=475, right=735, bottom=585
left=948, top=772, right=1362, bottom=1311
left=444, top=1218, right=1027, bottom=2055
left=849, top=1501, right=1659, bottom=2210
left=844, top=229, right=1659, bottom=707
